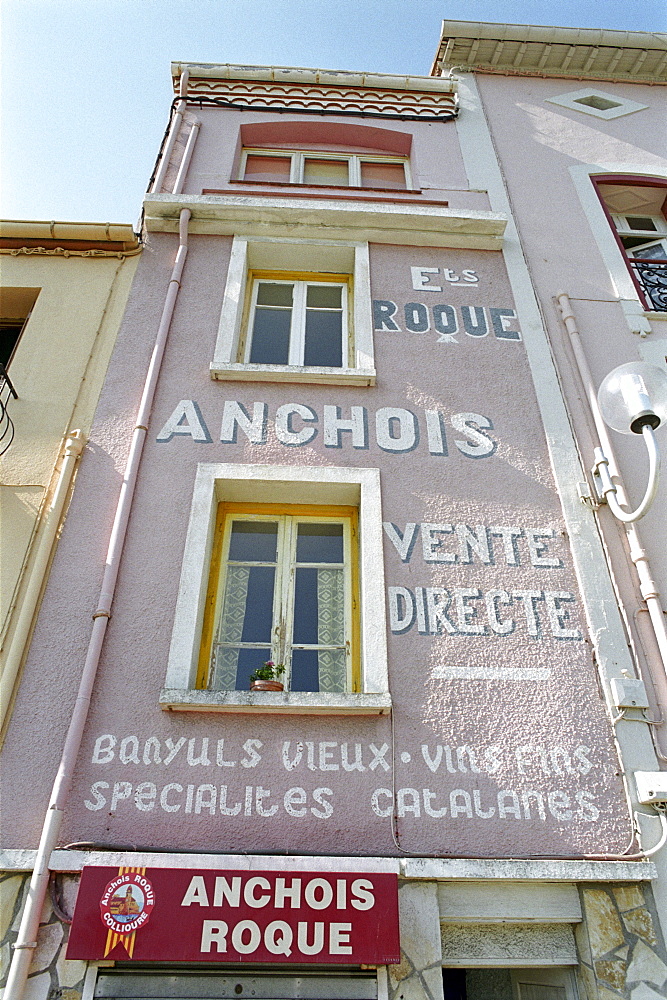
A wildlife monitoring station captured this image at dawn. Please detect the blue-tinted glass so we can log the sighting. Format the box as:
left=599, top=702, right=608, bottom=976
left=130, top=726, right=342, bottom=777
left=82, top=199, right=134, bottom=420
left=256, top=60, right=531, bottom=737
left=293, top=567, right=319, bottom=644
left=228, top=521, right=277, bottom=562
left=239, top=566, right=275, bottom=642
left=290, top=649, right=320, bottom=692
left=296, top=523, right=344, bottom=563
left=250, top=308, right=291, bottom=364
left=235, top=647, right=272, bottom=690
left=304, top=310, right=343, bottom=367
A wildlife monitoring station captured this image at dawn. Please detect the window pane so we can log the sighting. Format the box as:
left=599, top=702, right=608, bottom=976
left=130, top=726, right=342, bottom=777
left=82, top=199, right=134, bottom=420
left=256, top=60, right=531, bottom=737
left=256, top=282, right=293, bottom=307
left=244, top=154, right=291, bottom=183
left=250, top=308, right=291, bottom=364
left=296, top=523, right=344, bottom=562
left=626, top=216, right=659, bottom=231
left=211, top=646, right=272, bottom=691
left=214, top=563, right=276, bottom=645
left=304, top=310, right=343, bottom=367
left=290, top=649, right=346, bottom=693
left=303, top=158, right=349, bottom=186
left=228, top=521, right=278, bottom=562
left=0, top=322, right=25, bottom=368
left=239, top=566, right=276, bottom=642
left=360, top=161, right=406, bottom=189
left=293, top=566, right=345, bottom=645
left=290, top=649, right=321, bottom=692
left=306, top=285, right=342, bottom=309
left=293, top=567, right=320, bottom=644
left=632, top=242, right=667, bottom=260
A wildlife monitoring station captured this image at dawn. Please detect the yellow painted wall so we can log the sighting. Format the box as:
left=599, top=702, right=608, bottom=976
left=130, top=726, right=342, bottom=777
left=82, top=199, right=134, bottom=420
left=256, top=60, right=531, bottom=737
left=0, top=238, right=140, bottom=700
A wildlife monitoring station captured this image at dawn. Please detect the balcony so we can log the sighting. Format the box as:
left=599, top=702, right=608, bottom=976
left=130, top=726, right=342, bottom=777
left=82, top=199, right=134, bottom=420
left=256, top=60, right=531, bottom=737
left=629, top=259, right=667, bottom=313
left=0, top=364, right=17, bottom=455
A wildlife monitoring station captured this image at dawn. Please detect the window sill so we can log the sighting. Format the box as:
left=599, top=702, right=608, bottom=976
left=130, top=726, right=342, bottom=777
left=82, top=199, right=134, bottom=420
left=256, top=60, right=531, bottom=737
left=160, top=688, right=392, bottom=715
left=210, top=362, right=376, bottom=386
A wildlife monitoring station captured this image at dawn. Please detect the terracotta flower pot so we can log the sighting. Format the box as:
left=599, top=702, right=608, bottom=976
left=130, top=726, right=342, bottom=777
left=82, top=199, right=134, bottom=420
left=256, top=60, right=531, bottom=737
left=250, top=679, right=284, bottom=692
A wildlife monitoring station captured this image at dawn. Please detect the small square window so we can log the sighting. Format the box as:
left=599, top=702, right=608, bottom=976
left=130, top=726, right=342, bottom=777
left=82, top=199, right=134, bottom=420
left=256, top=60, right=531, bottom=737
left=546, top=88, right=648, bottom=119
left=573, top=95, right=620, bottom=112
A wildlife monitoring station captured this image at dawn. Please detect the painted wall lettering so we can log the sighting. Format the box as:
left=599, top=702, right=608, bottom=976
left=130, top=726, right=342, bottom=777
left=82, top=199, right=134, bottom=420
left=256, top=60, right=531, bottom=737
left=156, top=401, right=497, bottom=458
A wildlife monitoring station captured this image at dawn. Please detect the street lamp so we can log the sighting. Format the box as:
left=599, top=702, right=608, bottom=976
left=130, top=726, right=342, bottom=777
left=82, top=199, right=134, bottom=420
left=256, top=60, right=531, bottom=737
left=593, top=362, right=667, bottom=523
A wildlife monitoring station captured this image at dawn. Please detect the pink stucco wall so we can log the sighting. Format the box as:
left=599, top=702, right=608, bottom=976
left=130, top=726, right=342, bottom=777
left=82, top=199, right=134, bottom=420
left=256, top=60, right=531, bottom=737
left=472, top=73, right=667, bottom=751
left=1, top=222, right=632, bottom=857
left=169, top=107, right=491, bottom=212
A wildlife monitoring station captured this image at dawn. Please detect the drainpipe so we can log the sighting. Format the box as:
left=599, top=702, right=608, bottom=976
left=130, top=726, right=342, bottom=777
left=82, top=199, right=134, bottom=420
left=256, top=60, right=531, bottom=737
left=173, top=119, right=201, bottom=195
left=557, top=292, right=667, bottom=690
left=4, top=208, right=192, bottom=1000
left=0, top=430, right=86, bottom=736
left=152, top=69, right=190, bottom=194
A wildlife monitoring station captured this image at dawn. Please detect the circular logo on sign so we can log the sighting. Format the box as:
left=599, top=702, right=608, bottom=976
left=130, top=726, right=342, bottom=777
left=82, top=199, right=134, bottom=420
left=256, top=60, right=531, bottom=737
left=100, top=873, right=155, bottom=935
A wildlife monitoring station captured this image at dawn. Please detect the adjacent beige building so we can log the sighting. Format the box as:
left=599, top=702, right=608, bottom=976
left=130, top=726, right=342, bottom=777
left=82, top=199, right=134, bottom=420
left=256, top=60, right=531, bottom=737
left=0, top=221, right=140, bottom=735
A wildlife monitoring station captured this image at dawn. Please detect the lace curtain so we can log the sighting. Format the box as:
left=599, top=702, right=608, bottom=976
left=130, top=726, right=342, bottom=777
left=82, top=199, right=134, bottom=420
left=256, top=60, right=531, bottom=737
left=211, top=565, right=249, bottom=690
left=316, top=567, right=346, bottom=692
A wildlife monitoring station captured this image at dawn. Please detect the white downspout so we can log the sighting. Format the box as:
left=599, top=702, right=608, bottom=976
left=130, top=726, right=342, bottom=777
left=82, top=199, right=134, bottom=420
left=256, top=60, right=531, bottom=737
left=173, top=120, right=201, bottom=195
left=4, top=208, right=192, bottom=1000
left=0, top=430, right=86, bottom=735
left=152, top=69, right=190, bottom=194
left=557, top=291, right=667, bottom=692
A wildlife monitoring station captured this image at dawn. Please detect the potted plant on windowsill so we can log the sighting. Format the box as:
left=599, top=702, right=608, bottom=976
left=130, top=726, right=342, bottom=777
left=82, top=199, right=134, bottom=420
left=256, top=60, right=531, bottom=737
left=249, top=661, right=285, bottom=692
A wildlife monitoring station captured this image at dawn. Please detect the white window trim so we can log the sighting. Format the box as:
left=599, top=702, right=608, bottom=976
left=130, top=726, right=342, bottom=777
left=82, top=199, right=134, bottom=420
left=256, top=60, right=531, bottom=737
left=240, top=148, right=412, bottom=189
left=160, top=463, right=391, bottom=715
left=211, top=236, right=376, bottom=385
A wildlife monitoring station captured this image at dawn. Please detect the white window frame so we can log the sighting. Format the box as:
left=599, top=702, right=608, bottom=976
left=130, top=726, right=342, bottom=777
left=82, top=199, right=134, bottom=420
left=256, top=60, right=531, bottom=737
left=160, top=463, right=390, bottom=715
left=610, top=213, right=667, bottom=260
left=245, top=277, right=349, bottom=367
left=211, top=236, right=376, bottom=385
left=240, top=148, right=412, bottom=189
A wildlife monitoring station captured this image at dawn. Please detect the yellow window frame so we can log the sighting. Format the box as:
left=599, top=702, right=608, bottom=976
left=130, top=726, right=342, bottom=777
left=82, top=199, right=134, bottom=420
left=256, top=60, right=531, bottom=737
left=197, top=503, right=360, bottom=693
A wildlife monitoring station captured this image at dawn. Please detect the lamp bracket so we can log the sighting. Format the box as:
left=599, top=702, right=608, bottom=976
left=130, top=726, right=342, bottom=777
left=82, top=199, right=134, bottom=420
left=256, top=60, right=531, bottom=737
left=578, top=481, right=601, bottom=510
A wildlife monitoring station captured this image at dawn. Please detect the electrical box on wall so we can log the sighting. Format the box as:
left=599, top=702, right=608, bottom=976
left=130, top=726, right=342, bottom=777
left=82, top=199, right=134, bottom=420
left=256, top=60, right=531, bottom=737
left=635, top=772, right=667, bottom=805
left=611, top=676, right=650, bottom=709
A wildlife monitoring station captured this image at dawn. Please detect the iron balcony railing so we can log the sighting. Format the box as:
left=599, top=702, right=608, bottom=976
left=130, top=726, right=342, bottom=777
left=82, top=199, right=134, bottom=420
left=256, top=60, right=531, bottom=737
left=0, top=364, right=18, bottom=456
left=629, top=259, right=667, bottom=313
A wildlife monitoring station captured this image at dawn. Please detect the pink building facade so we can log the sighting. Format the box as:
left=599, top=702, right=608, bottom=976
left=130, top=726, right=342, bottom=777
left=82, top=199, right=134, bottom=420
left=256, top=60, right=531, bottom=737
left=2, top=23, right=667, bottom=1000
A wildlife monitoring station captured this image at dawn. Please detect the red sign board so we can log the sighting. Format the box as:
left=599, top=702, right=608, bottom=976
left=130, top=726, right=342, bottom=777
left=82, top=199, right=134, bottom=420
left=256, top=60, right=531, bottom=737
left=66, top=866, right=400, bottom=964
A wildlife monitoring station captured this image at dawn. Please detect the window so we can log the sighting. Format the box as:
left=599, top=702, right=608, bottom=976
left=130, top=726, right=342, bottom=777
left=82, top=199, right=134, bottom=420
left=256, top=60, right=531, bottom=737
left=593, top=177, right=667, bottom=312
left=161, top=464, right=390, bottom=714
left=245, top=275, right=347, bottom=368
left=211, top=238, right=376, bottom=385
left=0, top=287, right=40, bottom=368
left=546, top=88, right=648, bottom=120
left=241, top=149, right=409, bottom=190
left=198, top=504, right=358, bottom=693
left=610, top=213, right=667, bottom=260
